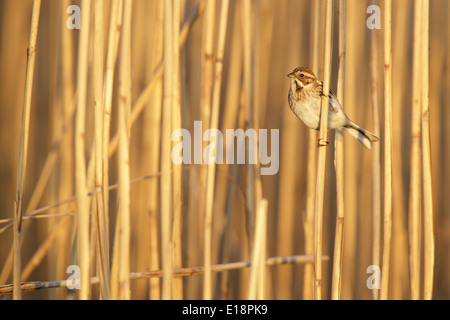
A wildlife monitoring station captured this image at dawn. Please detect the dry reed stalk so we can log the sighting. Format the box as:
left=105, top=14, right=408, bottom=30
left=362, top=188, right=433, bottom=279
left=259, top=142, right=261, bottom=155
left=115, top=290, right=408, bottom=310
left=303, top=0, right=320, bottom=300
left=409, top=0, right=423, bottom=300
left=390, top=1, right=410, bottom=299
left=93, top=0, right=111, bottom=300
left=420, top=0, right=434, bottom=300
left=331, top=0, right=346, bottom=301
left=314, top=0, right=333, bottom=300
left=48, top=5, right=63, bottom=299
left=248, top=199, right=268, bottom=300
left=369, top=0, right=381, bottom=300
left=144, top=0, right=163, bottom=300
left=75, top=0, right=92, bottom=300
left=249, top=3, right=264, bottom=195
left=52, top=0, right=76, bottom=299
left=14, top=0, right=41, bottom=232
left=200, top=0, right=215, bottom=130
left=161, top=0, right=175, bottom=300
left=171, top=0, right=183, bottom=300
left=257, top=201, right=267, bottom=300
left=110, top=210, right=120, bottom=298
left=60, top=0, right=76, bottom=208
left=203, top=0, right=230, bottom=300
left=117, top=0, right=133, bottom=300
left=102, top=3, right=123, bottom=279
left=198, top=0, right=215, bottom=298
left=381, top=0, right=393, bottom=301
left=13, top=0, right=41, bottom=300
left=242, top=0, right=254, bottom=252
left=235, top=101, right=251, bottom=299
left=340, top=1, right=358, bottom=299
left=12, top=202, right=21, bottom=300
left=45, top=7, right=61, bottom=296
left=102, top=1, right=123, bottom=291
left=242, top=0, right=263, bottom=256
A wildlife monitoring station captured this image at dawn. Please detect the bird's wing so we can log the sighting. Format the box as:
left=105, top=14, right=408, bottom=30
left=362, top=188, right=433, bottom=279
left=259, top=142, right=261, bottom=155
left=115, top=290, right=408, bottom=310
left=328, top=91, right=341, bottom=114
left=318, top=81, right=341, bottom=114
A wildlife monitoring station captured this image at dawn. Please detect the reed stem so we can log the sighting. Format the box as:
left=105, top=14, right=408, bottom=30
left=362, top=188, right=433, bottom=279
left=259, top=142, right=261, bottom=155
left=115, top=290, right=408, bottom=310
left=314, top=0, right=333, bottom=300
left=381, top=0, right=393, bottom=301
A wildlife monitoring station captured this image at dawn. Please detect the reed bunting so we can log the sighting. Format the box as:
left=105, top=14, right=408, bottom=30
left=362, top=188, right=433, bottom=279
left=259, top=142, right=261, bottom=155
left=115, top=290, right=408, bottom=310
left=287, top=67, right=379, bottom=149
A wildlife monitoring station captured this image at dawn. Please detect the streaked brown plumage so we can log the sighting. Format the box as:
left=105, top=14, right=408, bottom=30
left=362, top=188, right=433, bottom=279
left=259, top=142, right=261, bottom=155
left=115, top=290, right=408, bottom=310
left=287, top=67, right=379, bottom=149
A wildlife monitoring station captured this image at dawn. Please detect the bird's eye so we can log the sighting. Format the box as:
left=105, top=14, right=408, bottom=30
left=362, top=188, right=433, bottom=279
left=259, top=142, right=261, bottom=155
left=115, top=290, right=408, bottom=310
left=300, top=73, right=304, bottom=78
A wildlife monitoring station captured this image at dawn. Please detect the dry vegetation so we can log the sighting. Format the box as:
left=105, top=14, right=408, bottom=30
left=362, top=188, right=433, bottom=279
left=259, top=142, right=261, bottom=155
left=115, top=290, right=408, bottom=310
left=0, top=0, right=448, bottom=300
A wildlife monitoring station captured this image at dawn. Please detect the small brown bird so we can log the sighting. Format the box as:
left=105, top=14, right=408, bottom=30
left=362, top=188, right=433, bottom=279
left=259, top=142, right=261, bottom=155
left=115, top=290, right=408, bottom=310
left=287, top=67, right=379, bottom=149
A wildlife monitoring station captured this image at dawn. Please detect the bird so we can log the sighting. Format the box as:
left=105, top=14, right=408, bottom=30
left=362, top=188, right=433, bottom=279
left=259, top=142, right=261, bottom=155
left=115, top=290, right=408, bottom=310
left=287, top=67, right=379, bottom=149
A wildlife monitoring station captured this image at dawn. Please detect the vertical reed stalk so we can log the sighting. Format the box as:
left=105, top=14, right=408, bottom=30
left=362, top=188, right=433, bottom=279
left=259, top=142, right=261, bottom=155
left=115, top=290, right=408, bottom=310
left=200, top=0, right=215, bottom=130
left=94, top=0, right=111, bottom=300
left=106, top=0, right=123, bottom=300
left=390, top=0, right=410, bottom=299
left=409, top=0, right=423, bottom=300
left=242, top=0, right=263, bottom=264
left=12, top=202, right=21, bottom=300
left=117, top=0, right=132, bottom=300
left=242, top=0, right=255, bottom=251
left=162, top=0, right=174, bottom=300
left=331, top=0, right=346, bottom=301
left=75, top=0, right=91, bottom=300
left=198, top=0, right=215, bottom=299
left=144, top=0, right=163, bottom=300
left=314, top=0, right=333, bottom=300
left=381, top=0, right=393, bottom=300
left=257, top=202, right=267, bottom=301
left=171, top=0, right=183, bottom=300
left=421, top=0, right=434, bottom=300
left=369, top=0, right=381, bottom=300
left=13, top=0, right=41, bottom=300
left=340, top=1, right=357, bottom=299
left=303, top=0, right=320, bottom=300
left=56, top=0, right=76, bottom=299
left=15, top=0, right=41, bottom=232
left=142, top=1, right=163, bottom=300
left=103, top=0, right=122, bottom=284
left=203, top=0, right=230, bottom=300
left=249, top=2, right=263, bottom=217
left=248, top=198, right=268, bottom=300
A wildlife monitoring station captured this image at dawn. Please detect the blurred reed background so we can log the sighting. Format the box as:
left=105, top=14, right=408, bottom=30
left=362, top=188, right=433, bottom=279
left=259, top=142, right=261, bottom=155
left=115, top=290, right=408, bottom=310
left=0, top=0, right=448, bottom=300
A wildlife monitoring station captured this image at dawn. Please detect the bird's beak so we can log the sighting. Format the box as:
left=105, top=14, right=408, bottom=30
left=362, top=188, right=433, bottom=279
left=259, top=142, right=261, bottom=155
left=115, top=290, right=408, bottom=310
left=287, top=72, right=295, bottom=78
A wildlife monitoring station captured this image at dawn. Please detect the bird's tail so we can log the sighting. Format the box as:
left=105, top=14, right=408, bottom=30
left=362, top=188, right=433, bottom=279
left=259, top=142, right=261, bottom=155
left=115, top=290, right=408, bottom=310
left=343, top=121, right=379, bottom=150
